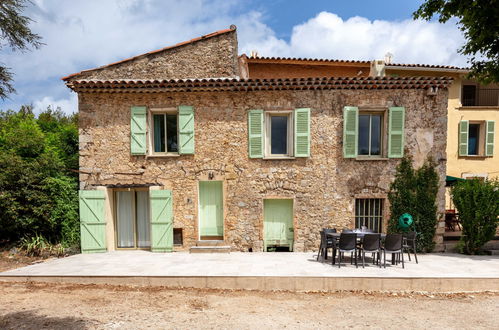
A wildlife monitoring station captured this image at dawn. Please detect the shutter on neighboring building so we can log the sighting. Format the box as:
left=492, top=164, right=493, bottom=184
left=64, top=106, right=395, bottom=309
left=388, top=107, right=405, bottom=158
left=459, top=120, right=469, bottom=156
left=248, top=109, right=264, bottom=158
left=130, top=106, right=147, bottom=155
left=485, top=120, right=495, bottom=156
left=343, top=106, right=358, bottom=158
left=79, top=190, right=107, bottom=253
left=150, top=189, right=173, bottom=252
left=294, top=108, right=310, bottom=157
left=178, top=105, right=195, bottom=154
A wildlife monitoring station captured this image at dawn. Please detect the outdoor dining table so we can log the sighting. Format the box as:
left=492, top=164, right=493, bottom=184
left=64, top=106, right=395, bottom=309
left=326, top=232, right=388, bottom=265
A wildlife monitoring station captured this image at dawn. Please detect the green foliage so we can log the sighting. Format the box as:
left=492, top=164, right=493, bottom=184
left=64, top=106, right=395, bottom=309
left=414, top=0, right=499, bottom=84
left=0, top=0, right=43, bottom=99
left=451, top=179, right=499, bottom=254
left=0, top=107, right=79, bottom=248
left=388, top=156, right=440, bottom=252
left=19, top=233, right=64, bottom=257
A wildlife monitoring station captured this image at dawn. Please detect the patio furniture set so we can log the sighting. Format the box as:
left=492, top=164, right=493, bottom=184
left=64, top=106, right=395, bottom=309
left=317, top=228, right=418, bottom=268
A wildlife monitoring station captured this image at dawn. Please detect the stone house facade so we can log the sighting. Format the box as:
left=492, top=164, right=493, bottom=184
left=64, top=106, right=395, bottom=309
left=64, top=26, right=451, bottom=253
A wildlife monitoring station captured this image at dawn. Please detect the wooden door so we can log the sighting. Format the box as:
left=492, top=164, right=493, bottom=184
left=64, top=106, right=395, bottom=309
left=264, top=199, right=293, bottom=251
left=199, top=181, right=223, bottom=240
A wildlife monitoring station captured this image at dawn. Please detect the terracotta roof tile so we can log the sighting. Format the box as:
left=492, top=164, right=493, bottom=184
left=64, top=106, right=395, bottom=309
left=61, top=26, right=237, bottom=81
left=66, top=76, right=453, bottom=93
left=244, top=55, right=370, bottom=65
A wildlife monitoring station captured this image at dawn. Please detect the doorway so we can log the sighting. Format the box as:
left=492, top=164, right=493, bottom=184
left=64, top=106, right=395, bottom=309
left=263, top=199, right=294, bottom=251
left=198, top=181, right=224, bottom=240
left=115, top=189, right=151, bottom=249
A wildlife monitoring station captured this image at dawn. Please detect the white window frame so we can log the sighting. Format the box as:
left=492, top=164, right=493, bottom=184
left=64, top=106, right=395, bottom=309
left=357, top=108, right=387, bottom=158
left=148, top=107, right=179, bottom=156
left=264, top=110, right=294, bottom=159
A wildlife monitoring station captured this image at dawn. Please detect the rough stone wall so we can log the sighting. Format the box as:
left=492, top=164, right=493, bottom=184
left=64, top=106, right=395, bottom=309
left=78, top=88, right=448, bottom=252
left=74, top=30, right=239, bottom=80
left=247, top=63, right=370, bottom=79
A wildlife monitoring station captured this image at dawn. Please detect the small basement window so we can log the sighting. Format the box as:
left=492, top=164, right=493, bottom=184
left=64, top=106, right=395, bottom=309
left=173, top=228, right=183, bottom=246
left=355, top=198, right=384, bottom=233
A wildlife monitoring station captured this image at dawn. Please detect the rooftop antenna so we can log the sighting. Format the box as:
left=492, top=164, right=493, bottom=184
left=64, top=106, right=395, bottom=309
left=384, top=52, right=393, bottom=64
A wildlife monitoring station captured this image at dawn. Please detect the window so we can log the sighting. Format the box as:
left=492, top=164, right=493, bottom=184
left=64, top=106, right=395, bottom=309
left=149, top=109, right=178, bottom=155
left=173, top=228, right=183, bottom=246
left=265, top=111, right=293, bottom=158
left=459, top=120, right=495, bottom=157
left=355, top=198, right=383, bottom=233
left=358, top=113, right=383, bottom=156
left=248, top=108, right=310, bottom=159
left=462, top=85, right=477, bottom=106
left=153, top=113, right=178, bottom=153
left=343, top=106, right=404, bottom=159
left=468, top=123, right=481, bottom=155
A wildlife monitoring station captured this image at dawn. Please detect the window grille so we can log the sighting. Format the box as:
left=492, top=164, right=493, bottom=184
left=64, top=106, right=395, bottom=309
left=355, top=198, right=384, bottom=232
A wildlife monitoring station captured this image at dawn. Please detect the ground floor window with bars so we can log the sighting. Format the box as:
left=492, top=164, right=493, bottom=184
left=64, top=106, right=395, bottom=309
left=355, top=198, right=384, bottom=233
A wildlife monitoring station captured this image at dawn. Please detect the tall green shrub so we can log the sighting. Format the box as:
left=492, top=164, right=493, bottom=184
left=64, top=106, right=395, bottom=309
left=388, top=156, right=440, bottom=252
left=451, top=179, right=499, bottom=254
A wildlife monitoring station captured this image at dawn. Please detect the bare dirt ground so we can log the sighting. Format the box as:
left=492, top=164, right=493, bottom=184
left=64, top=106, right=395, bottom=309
left=0, top=281, right=497, bottom=330
left=0, top=250, right=47, bottom=273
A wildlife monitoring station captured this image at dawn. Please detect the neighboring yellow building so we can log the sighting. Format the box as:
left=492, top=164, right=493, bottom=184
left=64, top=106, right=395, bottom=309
left=373, top=62, right=498, bottom=185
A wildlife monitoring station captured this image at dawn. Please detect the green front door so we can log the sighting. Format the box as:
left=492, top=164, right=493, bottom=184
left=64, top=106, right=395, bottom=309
left=199, top=181, right=224, bottom=240
left=264, top=199, right=294, bottom=251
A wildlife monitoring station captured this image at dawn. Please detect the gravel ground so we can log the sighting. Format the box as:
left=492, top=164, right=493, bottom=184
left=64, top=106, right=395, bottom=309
left=0, top=282, right=497, bottom=329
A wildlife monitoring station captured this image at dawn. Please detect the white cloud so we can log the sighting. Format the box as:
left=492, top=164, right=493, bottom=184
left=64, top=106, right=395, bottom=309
left=239, top=12, right=466, bottom=67
left=33, top=93, right=78, bottom=114
left=1, top=3, right=467, bottom=114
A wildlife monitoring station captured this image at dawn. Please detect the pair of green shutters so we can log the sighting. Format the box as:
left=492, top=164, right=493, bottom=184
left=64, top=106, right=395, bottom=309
left=130, top=105, right=195, bottom=155
left=458, top=120, right=495, bottom=156
left=248, top=108, right=311, bottom=158
left=79, top=189, right=174, bottom=253
left=343, top=106, right=406, bottom=158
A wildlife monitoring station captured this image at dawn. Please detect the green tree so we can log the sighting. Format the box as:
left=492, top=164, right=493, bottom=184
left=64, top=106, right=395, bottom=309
left=451, top=179, right=499, bottom=254
left=414, top=0, right=499, bottom=84
left=388, top=156, right=440, bottom=252
left=0, top=107, right=79, bottom=248
left=0, top=0, right=42, bottom=99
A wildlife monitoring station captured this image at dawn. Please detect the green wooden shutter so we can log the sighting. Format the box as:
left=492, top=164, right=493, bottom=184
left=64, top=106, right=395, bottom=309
left=130, top=106, right=147, bottom=155
left=294, top=108, right=310, bottom=157
left=388, top=107, right=405, bottom=158
left=459, top=120, right=469, bottom=156
left=485, top=120, right=495, bottom=156
left=79, top=190, right=107, bottom=253
left=343, top=106, right=358, bottom=158
left=248, top=109, right=264, bottom=158
left=150, top=189, right=173, bottom=252
left=179, top=105, right=195, bottom=154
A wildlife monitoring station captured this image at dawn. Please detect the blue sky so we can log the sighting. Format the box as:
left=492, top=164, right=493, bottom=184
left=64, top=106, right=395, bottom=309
left=0, top=0, right=464, bottom=114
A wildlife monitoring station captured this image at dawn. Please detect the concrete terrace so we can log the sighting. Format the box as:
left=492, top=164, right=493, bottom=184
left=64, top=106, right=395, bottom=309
left=1, top=252, right=498, bottom=292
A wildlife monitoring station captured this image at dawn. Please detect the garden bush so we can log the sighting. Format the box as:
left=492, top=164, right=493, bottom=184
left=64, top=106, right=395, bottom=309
left=388, top=155, right=440, bottom=252
left=451, top=179, right=499, bottom=254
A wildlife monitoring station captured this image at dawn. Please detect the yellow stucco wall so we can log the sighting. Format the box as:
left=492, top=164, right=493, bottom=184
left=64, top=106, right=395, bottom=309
left=386, top=69, right=499, bottom=181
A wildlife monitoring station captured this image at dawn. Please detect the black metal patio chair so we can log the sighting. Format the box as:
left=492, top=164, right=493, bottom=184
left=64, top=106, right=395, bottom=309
left=317, top=228, right=337, bottom=261
left=382, top=234, right=404, bottom=268
left=359, top=233, right=381, bottom=268
left=336, top=233, right=357, bottom=268
left=403, top=231, right=418, bottom=263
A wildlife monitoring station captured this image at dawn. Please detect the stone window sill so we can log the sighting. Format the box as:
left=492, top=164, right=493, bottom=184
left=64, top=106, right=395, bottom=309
left=458, top=155, right=491, bottom=159
left=458, top=106, right=499, bottom=110
left=146, top=154, right=180, bottom=158
left=355, top=157, right=390, bottom=161
left=263, top=156, right=296, bottom=160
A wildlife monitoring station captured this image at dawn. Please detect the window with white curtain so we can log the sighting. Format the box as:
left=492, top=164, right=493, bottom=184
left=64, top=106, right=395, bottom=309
left=115, top=189, right=151, bottom=249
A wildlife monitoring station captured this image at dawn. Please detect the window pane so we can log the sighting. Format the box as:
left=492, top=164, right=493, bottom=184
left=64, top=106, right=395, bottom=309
left=116, top=191, right=134, bottom=248
left=136, top=191, right=150, bottom=248
left=166, top=114, right=178, bottom=152
left=358, top=115, right=370, bottom=155
left=153, top=114, right=166, bottom=152
left=370, top=115, right=382, bottom=155
left=271, top=115, right=288, bottom=154
left=468, top=124, right=480, bottom=155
